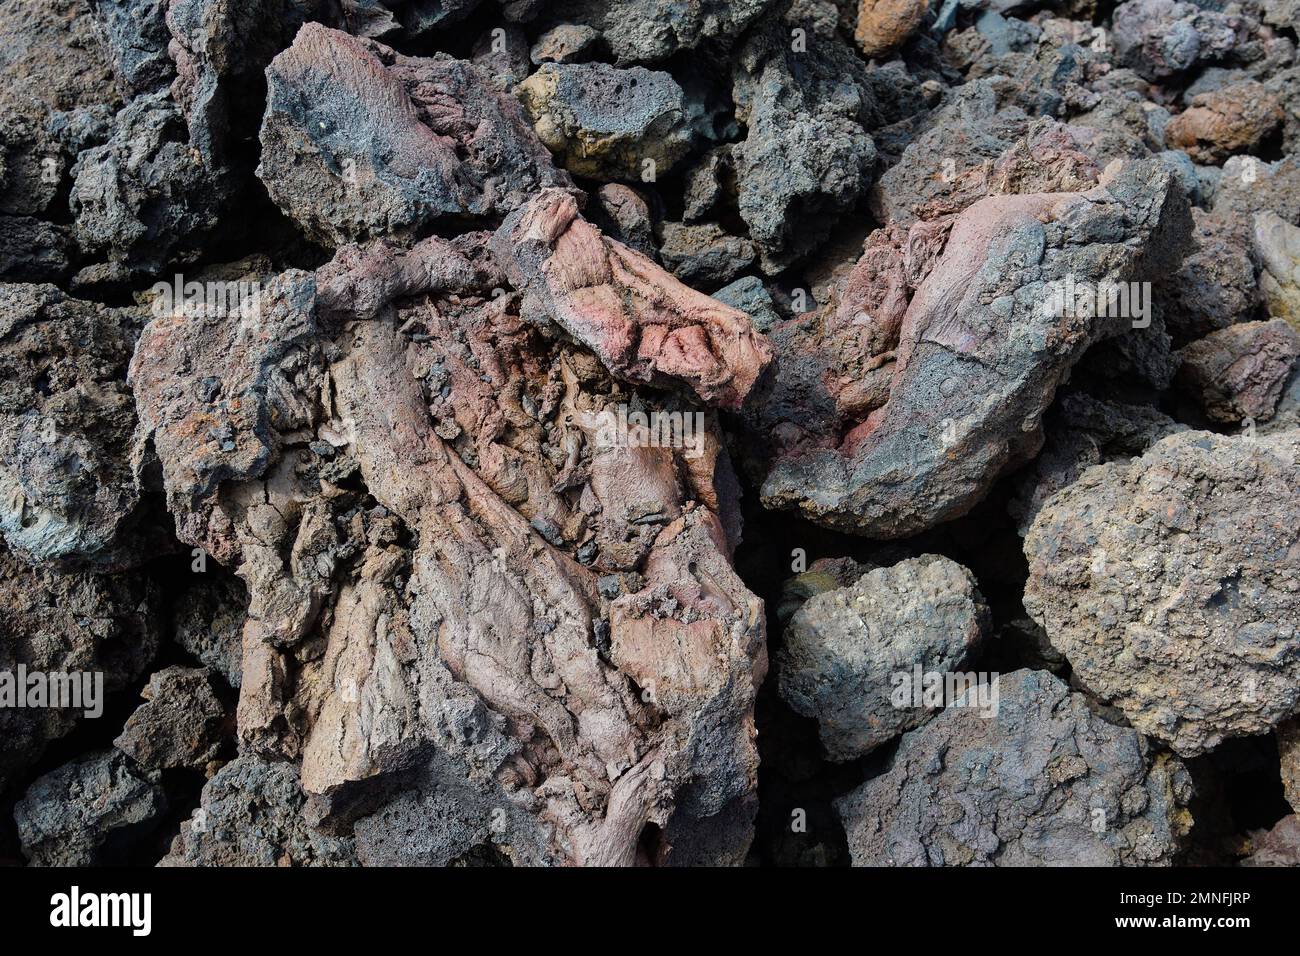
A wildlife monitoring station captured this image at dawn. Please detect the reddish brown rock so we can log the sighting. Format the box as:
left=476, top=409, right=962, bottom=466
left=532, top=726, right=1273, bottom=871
left=855, top=0, right=928, bottom=59
left=492, top=189, right=774, bottom=411
left=750, top=158, right=1191, bottom=538
left=1165, top=82, right=1285, bottom=165
left=130, top=227, right=767, bottom=866
left=1175, top=319, right=1300, bottom=424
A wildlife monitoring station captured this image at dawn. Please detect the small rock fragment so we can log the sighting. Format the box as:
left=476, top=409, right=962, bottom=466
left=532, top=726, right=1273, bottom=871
left=114, top=666, right=229, bottom=772
left=259, top=24, right=568, bottom=246
left=855, top=0, right=929, bottom=59
left=531, top=24, right=601, bottom=64
left=657, top=222, right=755, bottom=289
left=1164, top=82, right=1285, bottom=165
left=162, top=755, right=356, bottom=866
left=517, top=63, right=695, bottom=181
left=1255, top=211, right=1300, bottom=334
left=492, top=188, right=773, bottom=409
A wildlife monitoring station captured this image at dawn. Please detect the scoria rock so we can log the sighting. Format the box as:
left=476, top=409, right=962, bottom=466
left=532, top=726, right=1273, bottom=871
left=258, top=24, right=569, bottom=247
left=1175, top=319, right=1300, bottom=425
left=114, top=666, right=230, bottom=772
left=0, top=0, right=124, bottom=122
left=95, top=0, right=173, bottom=96
left=587, top=183, right=656, bottom=258
left=713, top=276, right=781, bottom=334
left=1111, top=0, right=1253, bottom=81
left=0, top=284, right=150, bottom=568
left=0, top=550, right=160, bottom=795
left=70, top=90, right=231, bottom=277
left=171, top=572, right=248, bottom=689
left=731, top=23, right=879, bottom=272
left=531, top=24, right=602, bottom=65
left=551, top=0, right=777, bottom=64
left=657, top=222, right=756, bottom=289
left=855, top=0, right=929, bottom=58
left=1163, top=208, right=1262, bottom=347
left=15, top=750, right=167, bottom=866
left=835, top=669, right=1194, bottom=866
left=167, top=0, right=337, bottom=169
left=1024, top=429, right=1300, bottom=756
left=1164, top=82, right=1286, bottom=165
left=517, top=63, right=696, bottom=181
left=778, top=554, right=990, bottom=761
left=1008, top=392, right=1188, bottom=535
left=162, top=754, right=357, bottom=866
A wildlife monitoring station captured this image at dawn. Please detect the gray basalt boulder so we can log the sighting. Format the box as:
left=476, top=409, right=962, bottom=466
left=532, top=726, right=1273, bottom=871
left=1024, top=429, right=1300, bottom=756
left=835, top=669, right=1194, bottom=866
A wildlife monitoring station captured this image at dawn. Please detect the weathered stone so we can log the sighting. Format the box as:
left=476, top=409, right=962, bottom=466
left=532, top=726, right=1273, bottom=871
left=531, top=24, right=602, bottom=64
left=131, top=225, right=768, bottom=866
left=492, top=188, right=773, bottom=410
left=588, top=183, right=656, bottom=258
left=259, top=24, right=569, bottom=247
left=172, top=573, right=248, bottom=689
left=1164, top=208, right=1261, bottom=347
left=779, top=554, right=990, bottom=761
left=657, top=222, right=755, bottom=289
left=1024, top=429, right=1300, bottom=757
left=713, top=276, right=781, bottom=334
left=162, top=755, right=356, bottom=866
left=1009, top=393, right=1187, bottom=535
left=0, top=284, right=147, bottom=568
left=835, top=669, right=1194, bottom=866
left=1278, top=717, right=1300, bottom=814
left=517, top=63, right=695, bottom=181
left=114, top=666, right=230, bottom=772
left=551, top=0, right=776, bottom=63
left=1111, top=0, right=1253, bottom=81
left=95, top=0, right=173, bottom=96
left=0, top=552, right=160, bottom=795
left=1254, top=211, right=1300, bottom=335
left=753, top=159, right=1192, bottom=538
left=731, top=25, right=878, bottom=272
left=855, top=0, right=928, bottom=59
left=15, top=750, right=167, bottom=866
left=1164, top=82, right=1285, bottom=165
left=1242, top=815, right=1300, bottom=866
left=70, top=90, right=230, bottom=275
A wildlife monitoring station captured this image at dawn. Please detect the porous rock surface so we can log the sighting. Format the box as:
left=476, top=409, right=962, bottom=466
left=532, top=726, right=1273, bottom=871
left=779, top=554, right=990, bottom=761
left=1025, top=430, right=1300, bottom=757
left=835, top=669, right=1194, bottom=866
